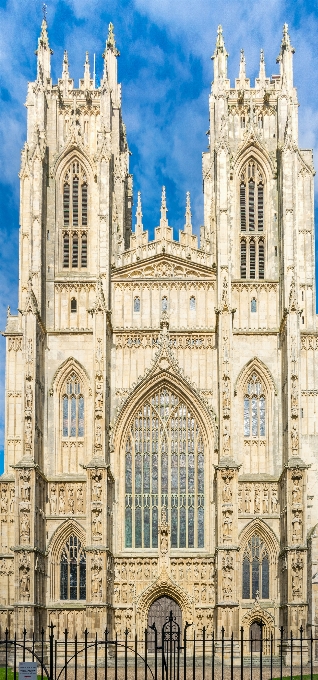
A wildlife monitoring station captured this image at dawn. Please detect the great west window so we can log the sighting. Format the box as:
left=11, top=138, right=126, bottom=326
left=125, top=388, right=204, bottom=549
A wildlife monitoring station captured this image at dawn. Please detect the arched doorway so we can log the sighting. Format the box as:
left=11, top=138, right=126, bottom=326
left=250, top=621, right=262, bottom=652
left=148, top=596, right=182, bottom=651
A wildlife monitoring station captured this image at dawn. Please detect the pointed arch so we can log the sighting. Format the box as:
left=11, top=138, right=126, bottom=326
left=53, top=145, right=95, bottom=184
left=50, top=357, right=91, bottom=396
left=234, top=357, right=277, bottom=396
left=48, top=519, right=86, bottom=602
left=239, top=518, right=279, bottom=562
left=136, top=573, right=193, bottom=634
left=233, top=136, right=274, bottom=182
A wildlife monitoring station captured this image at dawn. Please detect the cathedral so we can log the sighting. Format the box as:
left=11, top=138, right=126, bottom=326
left=0, top=17, right=318, bottom=642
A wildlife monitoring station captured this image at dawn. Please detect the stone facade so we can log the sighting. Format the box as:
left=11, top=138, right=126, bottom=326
left=1, top=20, right=318, bottom=640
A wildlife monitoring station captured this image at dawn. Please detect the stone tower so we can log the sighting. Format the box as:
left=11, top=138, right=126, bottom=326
left=0, top=19, right=318, bottom=641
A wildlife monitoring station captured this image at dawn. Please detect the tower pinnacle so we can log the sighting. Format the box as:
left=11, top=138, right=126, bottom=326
left=185, top=191, right=192, bottom=232
left=83, top=52, right=91, bottom=90
left=259, top=49, right=266, bottom=80
left=136, top=191, right=143, bottom=234
left=35, top=16, right=53, bottom=83
left=239, top=49, right=246, bottom=79
left=212, top=25, right=228, bottom=82
left=160, top=186, right=168, bottom=225
left=277, top=23, right=295, bottom=89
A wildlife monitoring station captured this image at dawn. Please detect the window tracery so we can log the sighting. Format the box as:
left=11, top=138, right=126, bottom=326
left=125, top=387, right=204, bottom=550
left=62, top=160, right=88, bottom=270
left=62, top=374, right=84, bottom=439
left=240, top=161, right=265, bottom=280
left=242, top=535, right=269, bottom=599
left=60, top=535, right=86, bottom=600
left=244, top=374, right=265, bottom=438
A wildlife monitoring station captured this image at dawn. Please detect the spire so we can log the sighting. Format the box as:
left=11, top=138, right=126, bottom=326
left=239, top=49, right=246, bottom=80
left=35, top=16, right=53, bottom=83
left=135, top=191, right=143, bottom=234
left=83, top=52, right=91, bottom=90
left=259, top=49, right=266, bottom=80
left=107, top=22, right=120, bottom=56
left=277, top=23, right=295, bottom=89
left=212, top=25, right=228, bottom=82
left=160, top=186, right=168, bottom=225
left=185, top=191, right=192, bottom=233
left=102, top=22, right=120, bottom=97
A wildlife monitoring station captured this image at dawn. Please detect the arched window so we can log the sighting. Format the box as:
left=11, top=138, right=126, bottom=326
left=190, top=296, right=196, bottom=311
left=62, top=374, right=84, bottom=438
left=134, top=297, right=140, bottom=313
left=251, top=298, right=257, bottom=313
left=239, top=161, right=265, bottom=279
left=242, top=535, right=269, bottom=599
left=125, top=387, right=204, bottom=550
left=71, top=298, right=77, bottom=313
left=244, top=374, right=265, bottom=438
left=62, top=161, right=88, bottom=270
left=162, top=296, right=168, bottom=312
left=60, top=535, right=86, bottom=600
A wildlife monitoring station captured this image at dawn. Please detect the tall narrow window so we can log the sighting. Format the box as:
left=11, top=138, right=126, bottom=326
left=250, top=241, right=256, bottom=279
left=81, top=234, right=87, bottom=268
left=258, top=185, right=264, bottom=231
left=162, top=296, right=168, bottom=312
left=72, top=235, right=79, bottom=268
left=243, top=374, right=265, bottom=438
left=242, top=535, right=269, bottom=600
left=259, top=241, right=264, bottom=279
left=240, top=184, right=246, bottom=231
left=248, top=181, right=255, bottom=231
left=63, top=233, right=70, bottom=268
left=240, top=240, right=247, bottom=279
left=125, top=388, right=204, bottom=549
left=60, top=535, right=86, bottom=600
left=62, top=161, right=88, bottom=270
left=62, top=374, right=84, bottom=438
left=251, top=298, right=257, bottom=313
left=134, top=297, right=140, bottom=313
left=190, top=296, right=196, bottom=311
left=71, top=298, right=77, bottom=313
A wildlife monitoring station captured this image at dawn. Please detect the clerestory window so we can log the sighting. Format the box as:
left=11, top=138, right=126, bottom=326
left=60, top=535, right=86, bottom=600
left=240, top=161, right=265, bottom=279
left=62, top=374, right=84, bottom=439
left=242, top=535, right=269, bottom=599
left=125, top=387, right=204, bottom=550
left=62, top=161, right=88, bottom=270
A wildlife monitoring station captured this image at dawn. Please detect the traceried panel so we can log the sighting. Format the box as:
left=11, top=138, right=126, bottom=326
left=62, top=373, right=84, bottom=439
left=125, top=387, right=204, bottom=549
left=244, top=374, right=265, bottom=438
left=242, top=535, right=269, bottom=600
left=60, top=535, right=86, bottom=601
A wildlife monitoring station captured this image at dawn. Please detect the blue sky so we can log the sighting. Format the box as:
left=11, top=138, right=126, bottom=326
left=0, top=0, right=317, bottom=472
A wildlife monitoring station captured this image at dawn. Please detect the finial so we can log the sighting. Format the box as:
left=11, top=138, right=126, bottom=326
left=259, top=49, right=266, bottom=80
left=216, top=25, right=225, bottom=50
left=160, top=186, right=168, bottom=223
left=136, top=191, right=143, bottom=232
left=106, top=22, right=120, bottom=56
left=212, top=24, right=228, bottom=82
left=42, top=3, right=47, bottom=21
left=239, top=48, right=246, bottom=79
left=62, top=50, right=69, bottom=78
left=36, top=6, right=52, bottom=81
left=185, top=191, right=192, bottom=231
left=84, top=51, right=91, bottom=89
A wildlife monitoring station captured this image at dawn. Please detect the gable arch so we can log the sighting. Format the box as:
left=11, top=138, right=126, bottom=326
left=136, top=574, right=193, bottom=635
left=50, top=357, right=91, bottom=396
left=47, top=519, right=86, bottom=602
left=233, top=139, right=273, bottom=182
left=234, top=357, right=277, bottom=396
left=53, top=146, right=95, bottom=185
left=239, top=518, right=279, bottom=562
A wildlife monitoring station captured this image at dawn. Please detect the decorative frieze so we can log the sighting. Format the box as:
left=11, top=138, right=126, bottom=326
left=238, top=482, right=279, bottom=515
left=115, top=333, right=215, bottom=350
left=48, top=482, right=85, bottom=515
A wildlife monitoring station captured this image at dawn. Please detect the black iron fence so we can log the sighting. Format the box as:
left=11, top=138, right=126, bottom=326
left=0, top=618, right=318, bottom=680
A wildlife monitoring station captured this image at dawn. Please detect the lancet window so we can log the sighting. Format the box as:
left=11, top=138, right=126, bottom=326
left=62, top=374, right=84, bottom=439
left=125, top=387, right=205, bottom=550
left=244, top=374, right=265, bottom=438
left=62, top=160, right=88, bottom=270
left=60, top=535, right=86, bottom=600
left=240, top=161, right=265, bottom=279
left=242, top=535, right=269, bottom=599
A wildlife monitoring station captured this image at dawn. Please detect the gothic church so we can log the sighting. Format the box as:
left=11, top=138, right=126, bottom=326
left=1, top=18, right=318, bottom=640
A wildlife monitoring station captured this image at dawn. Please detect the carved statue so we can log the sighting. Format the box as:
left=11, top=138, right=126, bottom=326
left=292, top=557, right=303, bottom=597
left=238, top=488, right=243, bottom=513
left=159, top=506, right=170, bottom=556
left=244, top=486, right=251, bottom=512
left=25, top=419, right=32, bottom=447
left=92, top=509, right=102, bottom=539
left=20, top=512, right=30, bottom=542
left=222, top=554, right=233, bottom=599
left=67, top=486, right=74, bottom=513
left=91, top=555, right=102, bottom=599
left=271, top=488, right=278, bottom=513
left=292, top=477, right=302, bottom=504
left=25, top=381, right=33, bottom=411
left=50, top=486, right=57, bottom=514
left=291, top=424, right=299, bottom=450
left=92, top=473, right=102, bottom=501
left=254, top=485, right=261, bottom=513
left=223, top=510, right=232, bottom=539
left=222, top=474, right=232, bottom=503
left=95, top=423, right=102, bottom=448
left=59, top=487, right=65, bottom=513
left=20, top=475, right=30, bottom=502
left=223, top=423, right=230, bottom=452
left=263, top=485, right=269, bottom=513
left=76, top=484, right=84, bottom=512
left=9, top=487, right=15, bottom=514
left=0, top=489, right=8, bottom=513
left=292, top=511, right=302, bottom=541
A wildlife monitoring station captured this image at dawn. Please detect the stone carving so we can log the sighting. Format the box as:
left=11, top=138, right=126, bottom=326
left=48, top=483, right=85, bottom=514
left=239, top=483, right=279, bottom=515
left=291, top=472, right=302, bottom=504
left=263, top=485, right=269, bottom=513
left=222, top=378, right=230, bottom=418
left=222, top=553, right=234, bottom=600
left=20, top=511, right=30, bottom=543
left=238, top=487, right=243, bottom=512
left=221, top=471, right=233, bottom=503
left=95, top=375, right=103, bottom=415
left=291, top=554, right=303, bottom=598
left=0, top=488, right=8, bottom=514
left=271, top=488, right=278, bottom=513
left=244, top=486, right=251, bottom=512
left=20, top=471, right=30, bottom=501
left=254, top=484, right=261, bottom=513
left=291, top=376, right=298, bottom=417
left=291, top=424, right=299, bottom=451
left=91, top=553, right=103, bottom=600
left=24, top=419, right=32, bottom=450
left=77, top=484, right=84, bottom=512
left=59, top=487, right=65, bottom=513
left=222, top=509, right=233, bottom=541
left=92, top=472, right=102, bottom=501
left=92, top=507, right=102, bottom=540
left=292, top=510, right=302, bottom=542
left=67, top=486, right=74, bottom=514
left=95, top=423, right=102, bottom=449
left=9, top=487, right=15, bottom=514
left=159, top=506, right=170, bottom=555
left=8, top=337, right=22, bottom=352
left=19, top=552, right=30, bottom=599
left=50, top=486, right=57, bottom=514
left=223, top=423, right=230, bottom=452
left=25, top=380, right=33, bottom=414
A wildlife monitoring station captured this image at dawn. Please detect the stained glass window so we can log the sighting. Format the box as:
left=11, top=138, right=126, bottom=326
left=60, top=535, right=86, bottom=600
left=125, top=388, right=204, bottom=549
left=62, top=374, right=84, bottom=438
left=242, top=535, right=269, bottom=599
left=243, top=374, right=265, bottom=439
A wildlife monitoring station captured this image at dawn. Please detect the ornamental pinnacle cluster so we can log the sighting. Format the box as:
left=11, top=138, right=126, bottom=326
left=1, top=18, right=318, bottom=642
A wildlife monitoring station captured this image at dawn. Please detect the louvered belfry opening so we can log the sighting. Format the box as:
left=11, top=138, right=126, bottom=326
left=240, top=161, right=265, bottom=280
left=62, top=161, right=88, bottom=270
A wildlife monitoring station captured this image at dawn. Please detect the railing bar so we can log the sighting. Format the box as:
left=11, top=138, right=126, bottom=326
left=124, top=629, right=128, bottom=680
left=74, top=634, right=77, bottom=680
left=84, top=629, right=88, bottom=680
left=280, top=626, right=283, bottom=680
left=145, top=628, right=148, bottom=680
left=231, top=632, right=233, bottom=680
left=290, top=630, right=293, bottom=680
left=212, top=631, right=215, bottom=680
left=41, top=628, right=44, bottom=680
left=203, top=626, right=206, bottom=680
left=115, top=631, right=118, bottom=680
left=260, top=622, right=263, bottom=680
left=221, top=627, right=224, bottom=680
left=64, top=629, right=68, bottom=680
left=193, top=630, right=196, bottom=680
left=23, top=628, right=26, bottom=662
left=300, top=625, right=303, bottom=680
left=14, top=632, right=17, bottom=680
left=270, top=631, right=273, bottom=680
left=105, top=629, right=108, bottom=680
left=134, top=633, right=137, bottom=680
left=94, top=632, right=98, bottom=680
left=240, top=627, right=244, bottom=680
left=5, top=628, right=8, bottom=680
left=310, top=629, right=313, bottom=680
left=54, top=639, right=57, bottom=680
left=250, top=629, right=253, bottom=680
left=184, top=626, right=187, bottom=680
